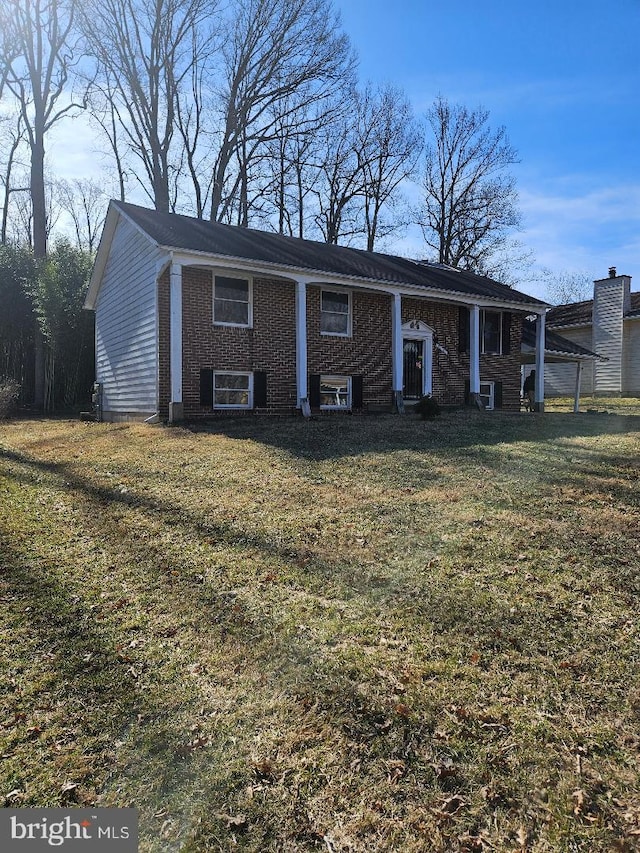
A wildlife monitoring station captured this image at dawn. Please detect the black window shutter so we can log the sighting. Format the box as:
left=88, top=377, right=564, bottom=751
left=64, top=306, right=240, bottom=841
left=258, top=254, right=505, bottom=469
left=309, top=374, right=321, bottom=408
left=458, top=306, right=470, bottom=353
left=200, top=369, right=213, bottom=407
left=494, top=381, right=503, bottom=409
left=464, top=379, right=470, bottom=405
left=501, top=312, right=511, bottom=355
left=254, top=371, right=267, bottom=408
left=352, top=375, right=363, bottom=409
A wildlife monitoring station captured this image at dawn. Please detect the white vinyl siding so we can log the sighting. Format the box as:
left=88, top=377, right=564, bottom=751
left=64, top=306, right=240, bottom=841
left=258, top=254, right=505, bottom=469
left=593, top=279, right=626, bottom=394
left=94, top=218, right=163, bottom=417
left=623, top=320, right=640, bottom=396
left=544, top=327, right=594, bottom=396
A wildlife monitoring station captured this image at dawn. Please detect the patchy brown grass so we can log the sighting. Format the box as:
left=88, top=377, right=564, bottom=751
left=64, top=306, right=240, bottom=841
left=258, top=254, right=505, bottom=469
left=1, top=407, right=639, bottom=852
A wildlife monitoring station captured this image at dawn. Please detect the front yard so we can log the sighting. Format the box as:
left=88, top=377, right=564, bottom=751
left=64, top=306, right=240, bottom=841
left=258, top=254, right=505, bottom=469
left=1, top=406, right=639, bottom=852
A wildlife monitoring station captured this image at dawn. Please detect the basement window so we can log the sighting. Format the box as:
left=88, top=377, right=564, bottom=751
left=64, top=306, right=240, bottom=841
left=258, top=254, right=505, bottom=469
left=479, top=381, right=495, bottom=410
left=213, top=372, right=252, bottom=408
left=320, top=375, right=351, bottom=409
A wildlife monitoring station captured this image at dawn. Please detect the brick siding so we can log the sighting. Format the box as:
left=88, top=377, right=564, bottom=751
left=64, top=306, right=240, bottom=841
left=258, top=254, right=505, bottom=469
left=307, top=287, right=393, bottom=409
left=158, top=267, right=525, bottom=418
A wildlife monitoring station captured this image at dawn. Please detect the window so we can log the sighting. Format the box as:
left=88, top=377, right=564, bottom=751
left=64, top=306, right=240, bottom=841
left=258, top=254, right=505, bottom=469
left=214, top=275, right=251, bottom=326
left=320, top=375, right=351, bottom=409
left=479, top=381, right=495, bottom=410
left=320, top=289, right=350, bottom=335
left=481, top=310, right=502, bottom=354
left=213, top=372, right=252, bottom=408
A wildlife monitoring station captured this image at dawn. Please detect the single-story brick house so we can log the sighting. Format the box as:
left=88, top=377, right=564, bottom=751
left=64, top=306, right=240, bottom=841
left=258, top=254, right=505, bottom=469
left=541, top=268, right=640, bottom=397
left=85, top=201, right=552, bottom=422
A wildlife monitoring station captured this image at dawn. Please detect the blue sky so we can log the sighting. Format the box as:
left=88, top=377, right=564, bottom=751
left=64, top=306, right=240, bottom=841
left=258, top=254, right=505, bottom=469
left=48, top=0, right=638, bottom=299
left=336, top=0, right=640, bottom=297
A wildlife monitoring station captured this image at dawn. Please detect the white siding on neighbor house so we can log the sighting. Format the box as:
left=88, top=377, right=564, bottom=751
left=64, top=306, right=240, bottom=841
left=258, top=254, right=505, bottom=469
left=544, top=327, right=594, bottom=396
left=623, top=320, right=640, bottom=396
left=95, top=218, right=164, bottom=415
left=593, top=277, right=629, bottom=394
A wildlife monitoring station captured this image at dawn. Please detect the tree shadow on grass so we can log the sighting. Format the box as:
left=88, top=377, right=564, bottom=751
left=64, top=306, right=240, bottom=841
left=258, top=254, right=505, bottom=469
left=1, top=430, right=638, bottom=852
left=185, top=409, right=640, bottom=463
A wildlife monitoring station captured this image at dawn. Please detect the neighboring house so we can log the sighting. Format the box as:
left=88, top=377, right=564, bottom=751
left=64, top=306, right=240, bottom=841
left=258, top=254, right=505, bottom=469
left=521, top=320, right=603, bottom=412
left=543, top=268, right=640, bottom=397
left=84, top=201, right=550, bottom=422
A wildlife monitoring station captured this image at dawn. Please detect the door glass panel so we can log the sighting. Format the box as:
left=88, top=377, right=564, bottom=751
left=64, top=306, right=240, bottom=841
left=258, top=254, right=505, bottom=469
left=403, top=340, right=423, bottom=399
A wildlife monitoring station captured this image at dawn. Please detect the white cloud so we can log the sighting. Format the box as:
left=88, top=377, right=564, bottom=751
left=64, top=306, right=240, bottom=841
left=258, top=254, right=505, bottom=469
left=518, top=182, right=640, bottom=285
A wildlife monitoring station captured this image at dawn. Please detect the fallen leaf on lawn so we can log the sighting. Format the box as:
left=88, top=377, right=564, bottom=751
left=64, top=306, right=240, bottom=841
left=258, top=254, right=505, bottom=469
left=215, top=813, right=247, bottom=829
left=439, top=794, right=465, bottom=815
left=4, top=789, right=23, bottom=805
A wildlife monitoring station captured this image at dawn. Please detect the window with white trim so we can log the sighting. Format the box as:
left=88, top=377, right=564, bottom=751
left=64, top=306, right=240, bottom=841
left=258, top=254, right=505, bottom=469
left=320, top=375, right=351, bottom=409
left=213, top=275, right=252, bottom=326
left=320, top=289, right=351, bottom=335
left=481, top=310, right=502, bottom=354
left=479, top=381, right=495, bottom=410
left=213, top=372, right=252, bottom=408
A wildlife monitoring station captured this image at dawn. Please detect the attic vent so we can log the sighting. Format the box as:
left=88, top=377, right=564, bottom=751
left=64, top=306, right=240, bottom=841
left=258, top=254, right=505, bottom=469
left=609, top=266, right=617, bottom=278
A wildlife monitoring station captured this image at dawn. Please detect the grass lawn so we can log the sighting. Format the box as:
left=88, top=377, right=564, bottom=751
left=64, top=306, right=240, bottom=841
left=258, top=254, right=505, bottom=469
left=1, top=404, right=639, bottom=852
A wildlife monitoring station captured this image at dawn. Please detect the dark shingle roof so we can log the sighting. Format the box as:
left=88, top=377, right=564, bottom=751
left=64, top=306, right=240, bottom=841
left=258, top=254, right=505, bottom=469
left=115, top=201, right=544, bottom=307
left=522, top=319, right=600, bottom=359
left=547, top=292, right=640, bottom=327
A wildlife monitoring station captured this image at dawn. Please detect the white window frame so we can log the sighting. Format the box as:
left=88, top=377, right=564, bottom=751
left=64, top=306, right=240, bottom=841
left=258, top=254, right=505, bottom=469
left=480, top=310, right=503, bottom=355
left=479, top=380, right=495, bottom=410
left=319, top=374, right=352, bottom=410
left=212, top=371, right=253, bottom=409
left=320, top=288, right=352, bottom=337
left=213, top=273, right=253, bottom=328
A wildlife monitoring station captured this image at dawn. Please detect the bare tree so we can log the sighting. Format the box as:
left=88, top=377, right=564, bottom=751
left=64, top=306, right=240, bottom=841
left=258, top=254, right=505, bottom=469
left=0, top=111, right=30, bottom=243
left=540, top=268, right=594, bottom=305
left=311, top=99, right=366, bottom=245
left=261, top=93, right=324, bottom=237
left=1, top=0, right=81, bottom=259
left=417, top=97, right=521, bottom=273
left=55, top=178, right=107, bottom=251
left=209, top=0, right=353, bottom=223
left=84, top=72, right=132, bottom=203
left=358, top=83, right=422, bottom=251
left=83, top=0, right=218, bottom=213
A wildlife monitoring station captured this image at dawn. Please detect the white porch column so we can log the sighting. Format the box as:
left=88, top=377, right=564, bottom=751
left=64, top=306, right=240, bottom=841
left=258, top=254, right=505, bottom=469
left=295, top=279, right=309, bottom=413
left=573, top=361, right=583, bottom=414
left=169, top=261, right=183, bottom=423
left=469, top=304, right=481, bottom=399
left=391, top=292, right=404, bottom=412
left=534, top=311, right=546, bottom=412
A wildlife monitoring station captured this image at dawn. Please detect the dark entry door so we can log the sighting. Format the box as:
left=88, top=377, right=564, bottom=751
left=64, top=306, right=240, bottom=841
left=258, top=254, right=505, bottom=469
left=403, top=339, right=423, bottom=399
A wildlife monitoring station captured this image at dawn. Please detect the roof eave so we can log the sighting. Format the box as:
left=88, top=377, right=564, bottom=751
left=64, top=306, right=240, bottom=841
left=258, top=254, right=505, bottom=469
left=166, top=245, right=548, bottom=312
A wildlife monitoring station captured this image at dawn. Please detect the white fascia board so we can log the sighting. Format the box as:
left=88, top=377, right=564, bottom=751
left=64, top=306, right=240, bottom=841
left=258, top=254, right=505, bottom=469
left=84, top=204, right=120, bottom=310
left=168, top=249, right=548, bottom=313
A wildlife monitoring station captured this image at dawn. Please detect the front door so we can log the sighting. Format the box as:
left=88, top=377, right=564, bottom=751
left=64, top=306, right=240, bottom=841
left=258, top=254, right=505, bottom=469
left=403, top=339, right=423, bottom=399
